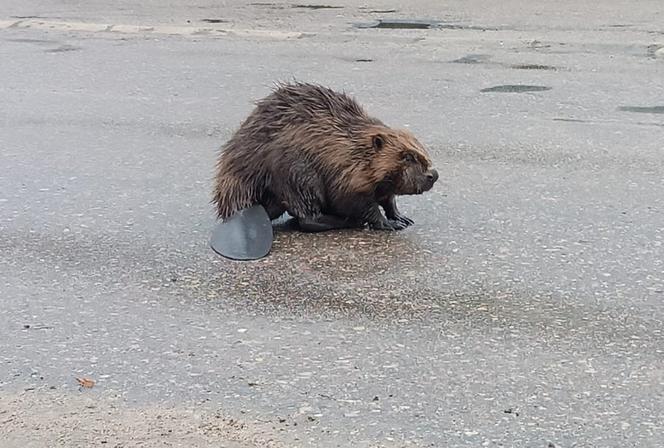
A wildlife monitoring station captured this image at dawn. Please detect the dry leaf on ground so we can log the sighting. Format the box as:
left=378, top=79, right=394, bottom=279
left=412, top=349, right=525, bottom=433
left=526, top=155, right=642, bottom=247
left=75, top=377, right=95, bottom=388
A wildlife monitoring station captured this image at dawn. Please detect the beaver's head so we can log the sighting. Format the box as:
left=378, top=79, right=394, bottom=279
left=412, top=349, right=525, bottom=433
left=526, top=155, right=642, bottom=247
left=366, top=127, right=438, bottom=195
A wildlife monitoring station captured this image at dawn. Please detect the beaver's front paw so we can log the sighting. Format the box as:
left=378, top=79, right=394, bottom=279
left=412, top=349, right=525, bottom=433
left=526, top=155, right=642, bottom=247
left=391, top=212, right=414, bottom=228
left=387, top=218, right=410, bottom=231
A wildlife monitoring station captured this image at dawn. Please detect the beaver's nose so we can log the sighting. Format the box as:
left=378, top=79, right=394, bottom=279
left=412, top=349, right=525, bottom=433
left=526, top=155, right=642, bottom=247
left=426, top=169, right=439, bottom=183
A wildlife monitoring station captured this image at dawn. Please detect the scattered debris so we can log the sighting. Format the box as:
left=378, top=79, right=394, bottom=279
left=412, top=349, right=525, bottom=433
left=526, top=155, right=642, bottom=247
left=75, top=377, right=95, bottom=389
left=528, top=40, right=552, bottom=49
left=646, top=44, right=663, bottom=58
left=23, top=324, right=54, bottom=330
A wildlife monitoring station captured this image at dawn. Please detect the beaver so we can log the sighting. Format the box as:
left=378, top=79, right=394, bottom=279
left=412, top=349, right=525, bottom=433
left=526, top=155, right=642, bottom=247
left=212, top=82, right=438, bottom=232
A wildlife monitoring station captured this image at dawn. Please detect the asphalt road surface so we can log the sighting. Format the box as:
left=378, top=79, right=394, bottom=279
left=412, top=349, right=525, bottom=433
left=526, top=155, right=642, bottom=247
left=1, top=1, right=663, bottom=447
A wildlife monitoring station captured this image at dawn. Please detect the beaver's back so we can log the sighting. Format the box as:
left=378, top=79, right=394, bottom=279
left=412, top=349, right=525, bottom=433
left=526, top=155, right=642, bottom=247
left=228, top=82, right=381, bottom=156
left=262, top=82, right=376, bottom=129
left=213, top=82, right=384, bottom=220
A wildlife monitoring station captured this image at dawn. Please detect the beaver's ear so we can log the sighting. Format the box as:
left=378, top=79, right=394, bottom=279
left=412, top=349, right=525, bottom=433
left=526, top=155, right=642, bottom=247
left=372, top=135, right=384, bottom=151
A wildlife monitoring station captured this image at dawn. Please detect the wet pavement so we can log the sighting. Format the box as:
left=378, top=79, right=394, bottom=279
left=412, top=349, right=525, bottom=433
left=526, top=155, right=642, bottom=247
left=1, top=1, right=664, bottom=447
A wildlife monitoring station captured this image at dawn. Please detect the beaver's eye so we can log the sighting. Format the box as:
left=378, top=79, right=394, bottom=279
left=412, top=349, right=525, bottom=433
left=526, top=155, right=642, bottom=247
left=403, top=153, right=416, bottom=163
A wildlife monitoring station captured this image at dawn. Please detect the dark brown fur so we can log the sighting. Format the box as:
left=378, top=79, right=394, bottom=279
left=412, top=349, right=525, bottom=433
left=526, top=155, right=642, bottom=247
left=212, top=82, right=438, bottom=232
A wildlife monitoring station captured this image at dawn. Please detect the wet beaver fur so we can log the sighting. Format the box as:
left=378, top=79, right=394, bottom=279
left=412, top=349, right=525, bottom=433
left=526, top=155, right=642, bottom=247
left=213, top=82, right=438, bottom=232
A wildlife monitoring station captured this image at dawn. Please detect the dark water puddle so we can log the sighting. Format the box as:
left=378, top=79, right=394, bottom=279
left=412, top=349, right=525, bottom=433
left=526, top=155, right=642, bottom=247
left=201, top=18, right=228, bottom=23
left=481, top=85, right=551, bottom=93
left=6, top=38, right=55, bottom=44
left=44, top=45, right=81, bottom=53
left=293, top=4, right=343, bottom=9
left=438, top=24, right=497, bottom=31
left=511, top=64, right=556, bottom=71
left=335, top=56, right=374, bottom=63
left=618, top=106, right=664, bottom=114
left=450, top=56, right=557, bottom=70
left=554, top=117, right=664, bottom=128
left=365, top=19, right=437, bottom=29
left=553, top=118, right=590, bottom=123
left=452, top=54, right=491, bottom=64
left=356, top=19, right=497, bottom=31
left=250, top=2, right=285, bottom=8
